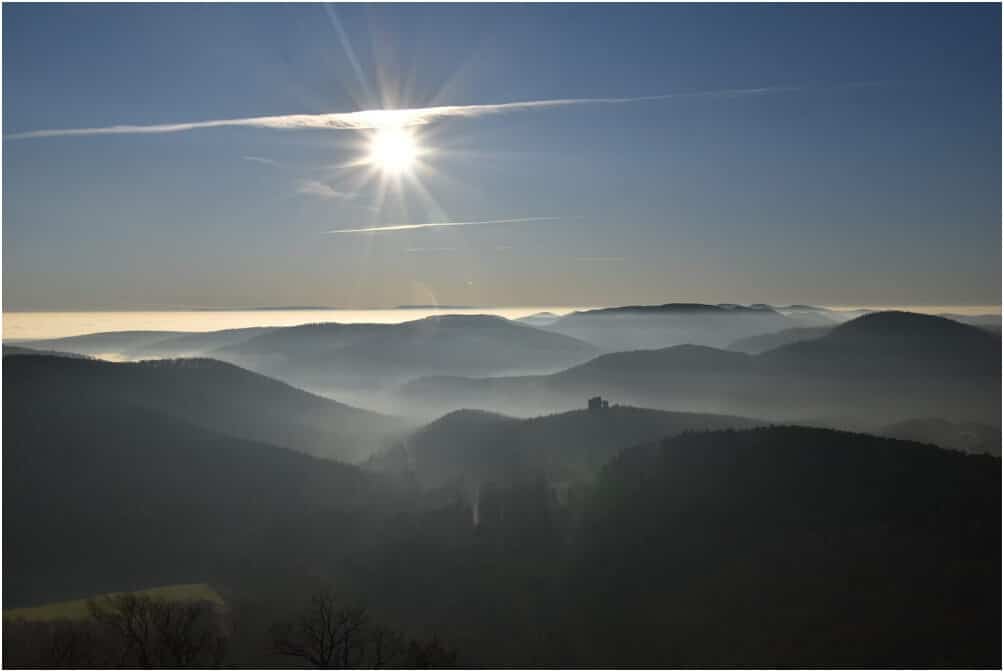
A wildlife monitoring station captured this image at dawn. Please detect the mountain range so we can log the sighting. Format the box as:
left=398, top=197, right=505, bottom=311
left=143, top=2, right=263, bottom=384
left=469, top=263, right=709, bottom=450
left=401, top=312, right=1001, bottom=424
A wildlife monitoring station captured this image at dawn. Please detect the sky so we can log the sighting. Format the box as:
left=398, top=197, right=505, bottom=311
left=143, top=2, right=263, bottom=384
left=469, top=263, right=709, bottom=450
left=2, top=3, right=1001, bottom=311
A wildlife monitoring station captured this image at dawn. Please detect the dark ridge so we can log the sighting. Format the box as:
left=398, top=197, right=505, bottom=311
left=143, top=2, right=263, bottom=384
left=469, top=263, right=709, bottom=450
left=570, top=303, right=732, bottom=316
left=3, top=354, right=405, bottom=463
left=828, top=310, right=997, bottom=340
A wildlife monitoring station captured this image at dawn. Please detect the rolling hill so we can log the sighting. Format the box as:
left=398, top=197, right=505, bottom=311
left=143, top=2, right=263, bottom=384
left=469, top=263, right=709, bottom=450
left=538, top=303, right=801, bottom=351
left=211, top=314, right=600, bottom=397
left=728, top=326, right=832, bottom=353
left=2, top=378, right=397, bottom=607
left=16, top=327, right=276, bottom=360
left=3, top=355, right=407, bottom=463
left=367, top=405, right=762, bottom=489
left=876, top=417, right=1001, bottom=456
left=400, top=311, right=1001, bottom=424
left=567, top=426, right=1000, bottom=667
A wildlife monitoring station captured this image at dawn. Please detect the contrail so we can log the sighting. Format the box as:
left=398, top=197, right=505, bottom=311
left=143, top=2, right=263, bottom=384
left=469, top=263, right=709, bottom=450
left=4, top=87, right=795, bottom=141
left=326, top=216, right=566, bottom=234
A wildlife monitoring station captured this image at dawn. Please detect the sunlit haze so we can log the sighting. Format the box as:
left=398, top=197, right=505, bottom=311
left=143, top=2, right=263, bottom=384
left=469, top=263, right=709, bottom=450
left=3, top=4, right=1000, bottom=313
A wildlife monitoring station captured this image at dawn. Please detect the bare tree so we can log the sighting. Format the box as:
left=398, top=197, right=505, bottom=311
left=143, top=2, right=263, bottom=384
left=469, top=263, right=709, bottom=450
left=87, top=594, right=227, bottom=668
left=369, top=624, right=407, bottom=668
left=2, top=618, right=104, bottom=668
left=405, top=635, right=458, bottom=669
left=88, top=594, right=157, bottom=668
left=270, top=589, right=460, bottom=669
left=270, top=589, right=371, bottom=669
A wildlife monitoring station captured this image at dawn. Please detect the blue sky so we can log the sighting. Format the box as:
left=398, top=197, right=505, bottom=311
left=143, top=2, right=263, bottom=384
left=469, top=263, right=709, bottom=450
left=3, top=3, right=1000, bottom=310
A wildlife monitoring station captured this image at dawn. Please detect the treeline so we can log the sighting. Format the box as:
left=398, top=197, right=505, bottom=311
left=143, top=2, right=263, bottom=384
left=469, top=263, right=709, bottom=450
left=3, top=589, right=456, bottom=669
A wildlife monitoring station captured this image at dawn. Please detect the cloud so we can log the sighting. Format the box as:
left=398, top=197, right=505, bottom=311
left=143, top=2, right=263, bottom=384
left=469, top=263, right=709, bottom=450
left=241, top=155, right=282, bottom=168
left=4, top=87, right=796, bottom=140
left=298, top=180, right=356, bottom=199
left=574, top=256, right=626, bottom=262
left=326, top=216, right=565, bottom=234
left=406, top=247, right=458, bottom=253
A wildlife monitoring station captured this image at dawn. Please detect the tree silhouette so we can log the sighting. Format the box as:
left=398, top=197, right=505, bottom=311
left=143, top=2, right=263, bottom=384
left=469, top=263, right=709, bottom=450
left=87, top=594, right=227, bottom=668
left=270, top=588, right=456, bottom=669
left=270, top=589, right=369, bottom=669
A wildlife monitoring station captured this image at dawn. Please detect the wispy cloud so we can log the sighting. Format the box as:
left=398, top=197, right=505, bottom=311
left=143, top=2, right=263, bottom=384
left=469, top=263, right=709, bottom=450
left=298, top=180, right=356, bottom=200
left=241, top=155, right=282, bottom=168
left=5, top=87, right=795, bottom=141
left=326, top=216, right=564, bottom=234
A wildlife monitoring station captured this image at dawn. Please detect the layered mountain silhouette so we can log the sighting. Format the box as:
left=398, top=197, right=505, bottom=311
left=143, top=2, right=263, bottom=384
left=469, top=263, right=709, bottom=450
left=19, top=327, right=277, bottom=359
left=18, top=316, right=600, bottom=410
left=367, top=405, right=760, bottom=489
left=2, top=344, right=91, bottom=359
left=728, top=325, right=832, bottom=353
left=2, top=373, right=400, bottom=607
left=210, top=315, right=599, bottom=397
left=401, top=312, right=1000, bottom=424
left=3, top=355, right=406, bottom=463
left=877, top=417, right=1001, bottom=456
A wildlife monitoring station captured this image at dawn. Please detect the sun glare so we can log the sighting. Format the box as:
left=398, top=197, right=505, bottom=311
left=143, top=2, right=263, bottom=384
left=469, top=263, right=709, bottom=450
left=368, top=126, right=419, bottom=175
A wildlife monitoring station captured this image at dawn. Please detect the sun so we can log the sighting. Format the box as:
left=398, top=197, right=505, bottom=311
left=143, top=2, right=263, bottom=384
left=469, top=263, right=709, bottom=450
left=368, top=126, right=420, bottom=175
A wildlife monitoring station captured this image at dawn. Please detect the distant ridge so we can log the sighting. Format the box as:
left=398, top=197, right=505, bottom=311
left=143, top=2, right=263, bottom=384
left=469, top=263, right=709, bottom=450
left=400, top=311, right=1001, bottom=424
left=540, top=302, right=797, bottom=351
left=570, top=302, right=781, bottom=316
left=191, top=306, right=338, bottom=311
left=395, top=304, right=477, bottom=309
left=3, top=354, right=406, bottom=462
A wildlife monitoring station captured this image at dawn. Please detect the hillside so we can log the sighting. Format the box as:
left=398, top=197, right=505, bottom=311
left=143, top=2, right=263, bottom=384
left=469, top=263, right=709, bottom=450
left=2, top=380, right=398, bottom=607
left=18, top=327, right=277, bottom=360
left=399, top=311, right=1001, bottom=424
left=539, top=302, right=799, bottom=351
left=368, top=405, right=761, bottom=489
left=212, top=314, right=599, bottom=398
left=728, top=325, right=832, bottom=353
left=3, top=355, right=407, bottom=463
left=566, top=426, right=1000, bottom=667
left=16, top=330, right=187, bottom=357
left=3, top=584, right=223, bottom=622
left=759, top=310, right=1000, bottom=377
left=877, top=417, right=1001, bottom=456
left=2, top=345, right=91, bottom=359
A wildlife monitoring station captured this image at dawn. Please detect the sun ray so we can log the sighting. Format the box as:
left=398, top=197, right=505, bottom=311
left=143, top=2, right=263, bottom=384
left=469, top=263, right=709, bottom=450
left=367, top=126, right=420, bottom=176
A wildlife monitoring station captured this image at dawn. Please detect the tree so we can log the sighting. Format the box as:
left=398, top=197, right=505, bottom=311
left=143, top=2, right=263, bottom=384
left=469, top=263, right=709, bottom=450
left=270, top=588, right=368, bottom=669
left=87, top=594, right=227, bottom=668
left=270, top=589, right=457, bottom=669
left=404, top=635, right=458, bottom=669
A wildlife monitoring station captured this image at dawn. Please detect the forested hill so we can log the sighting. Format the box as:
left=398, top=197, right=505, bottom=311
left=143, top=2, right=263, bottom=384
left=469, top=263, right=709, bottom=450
left=368, top=405, right=761, bottom=488
left=3, top=354, right=406, bottom=463
left=563, top=426, right=1000, bottom=667
left=2, top=376, right=405, bottom=607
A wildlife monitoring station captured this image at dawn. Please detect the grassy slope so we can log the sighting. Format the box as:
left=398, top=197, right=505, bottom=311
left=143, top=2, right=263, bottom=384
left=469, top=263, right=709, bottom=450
left=3, top=583, right=223, bottom=622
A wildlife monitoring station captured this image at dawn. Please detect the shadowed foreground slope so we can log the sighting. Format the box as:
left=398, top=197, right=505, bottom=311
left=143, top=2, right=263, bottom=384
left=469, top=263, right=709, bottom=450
left=562, top=427, right=1000, bottom=667
left=1, top=372, right=405, bottom=607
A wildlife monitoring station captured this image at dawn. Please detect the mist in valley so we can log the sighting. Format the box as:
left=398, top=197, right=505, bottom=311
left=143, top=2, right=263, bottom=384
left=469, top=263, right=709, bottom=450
left=3, top=3, right=1001, bottom=668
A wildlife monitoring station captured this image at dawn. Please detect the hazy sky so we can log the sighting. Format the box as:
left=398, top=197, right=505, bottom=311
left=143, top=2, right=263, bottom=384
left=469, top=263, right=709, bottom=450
left=3, top=3, right=1000, bottom=310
